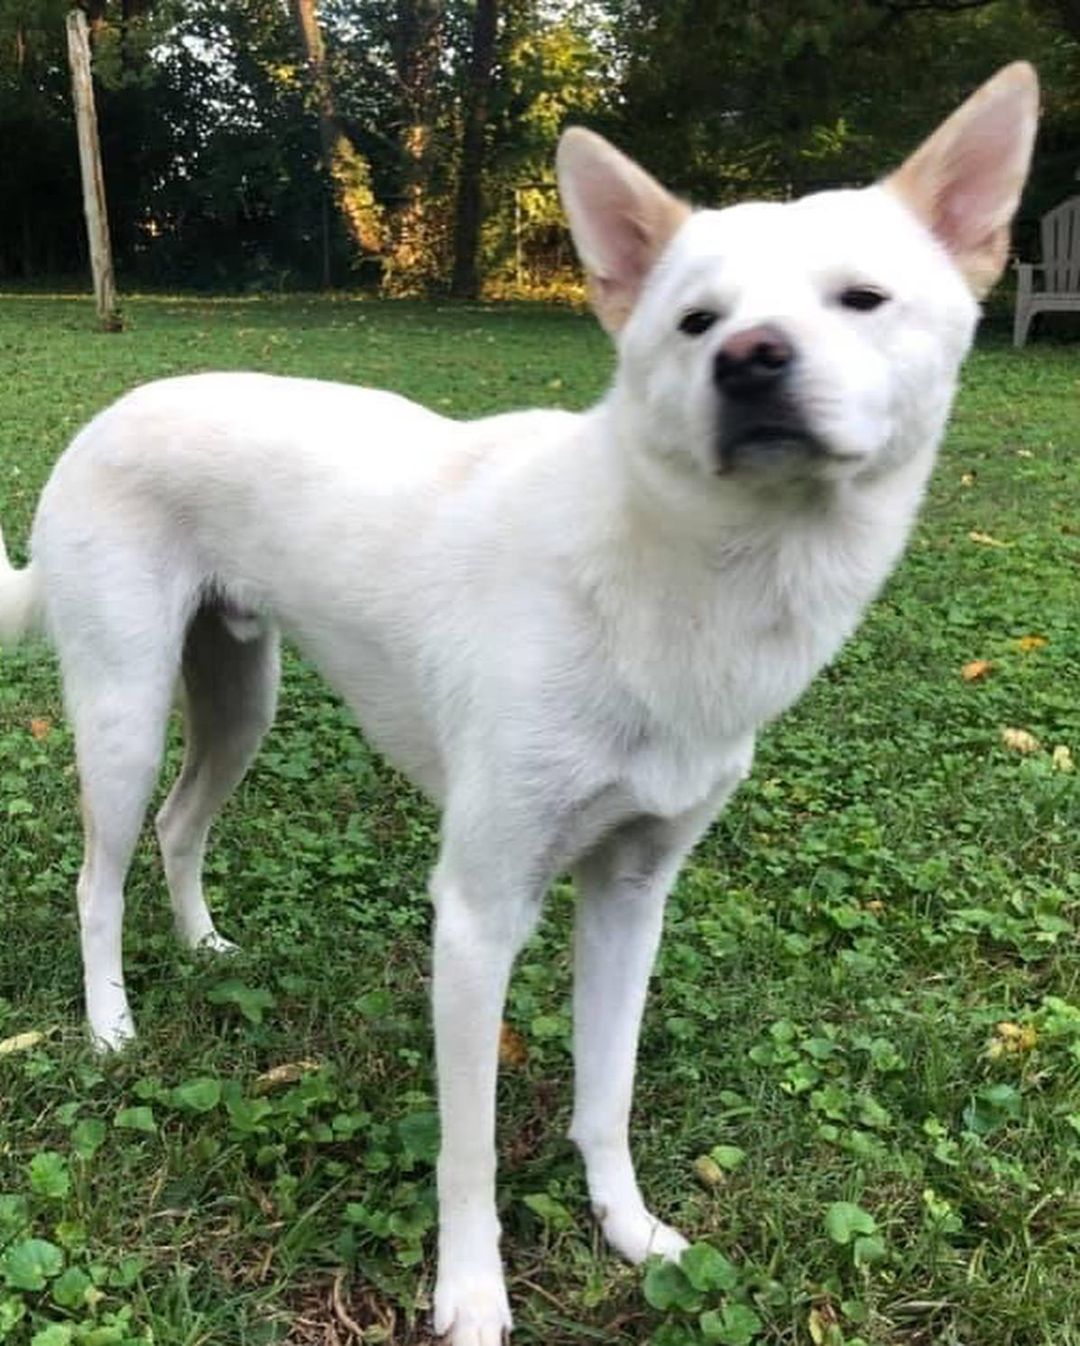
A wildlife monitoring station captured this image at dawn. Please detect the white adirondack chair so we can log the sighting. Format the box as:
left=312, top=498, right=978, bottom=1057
left=1013, top=195, right=1080, bottom=347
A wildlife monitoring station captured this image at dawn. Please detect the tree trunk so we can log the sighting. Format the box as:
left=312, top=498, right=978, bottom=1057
left=288, top=0, right=383, bottom=266
left=81, top=1, right=109, bottom=39
left=450, top=0, right=498, bottom=300
left=384, top=0, right=444, bottom=295
left=67, top=7, right=121, bottom=330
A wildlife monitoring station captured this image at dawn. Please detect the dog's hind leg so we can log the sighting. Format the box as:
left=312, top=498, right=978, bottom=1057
left=55, top=581, right=191, bottom=1051
left=155, top=604, right=279, bottom=952
left=569, top=806, right=715, bottom=1265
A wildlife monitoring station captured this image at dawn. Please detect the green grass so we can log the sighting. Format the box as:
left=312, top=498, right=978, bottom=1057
left=0, top=293, right=1078, bottom=1346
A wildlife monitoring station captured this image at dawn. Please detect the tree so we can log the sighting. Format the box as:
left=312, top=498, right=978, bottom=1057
left=384, top=0, right=445, bottom=294
left=449, top=0, right=498, bottom=298
left=0, top=0, right=80, bottom=276
left=606, top=0, right=1074, bottom=202
left=2, top=0, right=1079, bottom=293
left=288, top=0, right=382, bottom=275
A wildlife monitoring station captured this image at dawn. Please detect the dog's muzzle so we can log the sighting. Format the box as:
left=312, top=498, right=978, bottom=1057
left=713, top=323, right=822, bottom=472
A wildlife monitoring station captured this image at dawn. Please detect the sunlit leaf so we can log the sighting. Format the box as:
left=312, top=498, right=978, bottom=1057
left=961, top=659, right=992, bottom=682
left=1001, top=727, right=1040, bottom=754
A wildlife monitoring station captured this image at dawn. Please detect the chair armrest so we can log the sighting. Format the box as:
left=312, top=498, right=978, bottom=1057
left=1015, top=261, right=1039, bottom=301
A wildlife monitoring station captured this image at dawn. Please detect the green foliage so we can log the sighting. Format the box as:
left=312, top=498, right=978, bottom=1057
left=205, top=978, right=277, bottom=1025
left=823, top=1202, right=876, bottom=1246
left=607, top=0, right=1080, bottom=207
left=644, top=1245, right=762, bottom=1344
left=5, top=2, right=1080, bottom=289
left=169, top=1077, right=221, bottom=1113
left=112, top=1108, right=156, bottom=1135
left=69, top=1122, right=105, bottom=1163
left=707, top=1145, right=746, bottom=1173
left=27, top=1154, right=69, bottom=1202
left=3, top=1239, right=64, bottom=1292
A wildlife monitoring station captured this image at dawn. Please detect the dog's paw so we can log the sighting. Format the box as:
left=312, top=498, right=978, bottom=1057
left=434, top=1271, right=512, bottom=1345
left=193, top=929, right=239, bottom=957
left=596, top=1202, right=689, bottom=1265
left=88, top=1012, right=136, bottom=1056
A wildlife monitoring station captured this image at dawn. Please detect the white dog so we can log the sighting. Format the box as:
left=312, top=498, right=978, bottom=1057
left=0, top=64, right=1037, bottom=1344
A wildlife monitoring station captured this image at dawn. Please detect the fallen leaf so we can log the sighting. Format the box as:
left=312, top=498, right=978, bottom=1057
left=692, top=1155, right=725, bottom=1189
left=29, top=717, right=52, bottom=741
left=252, top=1059, right=320, bottom=1094
left=808, top=1303, right=840, bottom=1346
left=498, top=1022, right=528, bottom=1068
left=960, top=471, right=976, bottom=487
left=988, top=1021, right=1038, bottom=1058
left=0, top=1030, right=45, bottom=1056
left=1015, top=634, right=1048, bottom=652
left=969, top=530, right=1009, bottom=547
left=1001, top=727, right=1040, bottom=754
left=961, top=659, right=993, bottom=682
left=1052, top=745, right=1074, bottom=773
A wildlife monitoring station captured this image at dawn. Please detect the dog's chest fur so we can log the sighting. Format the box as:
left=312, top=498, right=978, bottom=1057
left=520, top=458, right=929, bottom=836
left=583, top=488, right=917, bottom=797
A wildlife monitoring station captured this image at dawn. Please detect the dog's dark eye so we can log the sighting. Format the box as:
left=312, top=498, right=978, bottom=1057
left=839, top=286, right=890, bottom=312
left=678, top=309, right=718, bottom=337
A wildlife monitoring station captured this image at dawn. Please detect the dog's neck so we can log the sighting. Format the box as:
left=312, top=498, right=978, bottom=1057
left=589, top=391, right=938, bottom=562
left=552, top=399, right=939, bottom=746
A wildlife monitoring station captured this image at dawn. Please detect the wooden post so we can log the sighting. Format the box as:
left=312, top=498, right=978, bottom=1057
left=66, top=7, right=121, bottom=331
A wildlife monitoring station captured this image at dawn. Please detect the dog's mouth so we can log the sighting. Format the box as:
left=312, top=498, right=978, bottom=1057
left=716, top=422, right=826, bottom=474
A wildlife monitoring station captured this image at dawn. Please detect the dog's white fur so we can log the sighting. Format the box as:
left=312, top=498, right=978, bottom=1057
left=0, top=65, right=1036, bottom=1344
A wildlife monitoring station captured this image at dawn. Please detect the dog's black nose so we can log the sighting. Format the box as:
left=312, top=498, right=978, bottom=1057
left=713, top=324, right=795, bottom=399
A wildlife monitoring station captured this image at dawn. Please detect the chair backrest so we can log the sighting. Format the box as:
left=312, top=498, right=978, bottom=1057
left=1040, top=197, right=1080, bottom=292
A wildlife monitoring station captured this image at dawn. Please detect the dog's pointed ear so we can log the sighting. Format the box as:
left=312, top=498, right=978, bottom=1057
left=886, top=62, right=1039, bottom=298
left=557, top=128, right=691, bottom=334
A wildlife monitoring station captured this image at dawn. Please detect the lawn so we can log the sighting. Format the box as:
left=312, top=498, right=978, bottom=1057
left=0, top=294, right=1077, bottom=1346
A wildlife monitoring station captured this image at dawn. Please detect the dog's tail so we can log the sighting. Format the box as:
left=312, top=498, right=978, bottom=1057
left=0, top=524, right=40, bottom=647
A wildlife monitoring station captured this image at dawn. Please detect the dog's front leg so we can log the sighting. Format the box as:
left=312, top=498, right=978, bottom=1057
left=430, top=844, right=544, bottom=1345
left=569, top=805, right=716, bottom=1265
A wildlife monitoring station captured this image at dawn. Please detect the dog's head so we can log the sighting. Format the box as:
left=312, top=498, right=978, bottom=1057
left=558, top=64, right=1037, bottom=493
